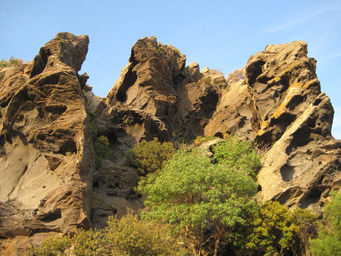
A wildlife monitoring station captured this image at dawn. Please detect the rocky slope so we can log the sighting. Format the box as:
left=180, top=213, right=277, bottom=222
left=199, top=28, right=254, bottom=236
left=0, top=32, right=340, bottom=254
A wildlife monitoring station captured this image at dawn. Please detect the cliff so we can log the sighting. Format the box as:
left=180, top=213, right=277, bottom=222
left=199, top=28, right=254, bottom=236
left=0, top=32, right=340, bottom=254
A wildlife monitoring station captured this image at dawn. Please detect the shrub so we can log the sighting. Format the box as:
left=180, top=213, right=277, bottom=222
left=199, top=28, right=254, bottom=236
left=0, top=56, right=23, bottom=70
left=105, top=214, right=188, bottom=255
left=245, top=201, right=317, bottom=256
left=125, top=137, right=176, bottom=176
left=94, top=135, right=112, bottom=166
left=29, top=234, right=72, bottom=256
left=30, top=214, right=188, bottom=256
left=310, top=191, right=341, bottom=256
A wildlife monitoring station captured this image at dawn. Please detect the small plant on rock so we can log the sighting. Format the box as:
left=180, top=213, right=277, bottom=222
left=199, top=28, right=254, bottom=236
left=125, top=137, right=176, bottom=176
left=94, top=135, right=112, bottom=166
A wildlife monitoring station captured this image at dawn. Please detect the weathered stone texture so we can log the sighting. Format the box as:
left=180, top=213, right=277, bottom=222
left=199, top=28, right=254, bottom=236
left=0, top=32, right=94, bottom=243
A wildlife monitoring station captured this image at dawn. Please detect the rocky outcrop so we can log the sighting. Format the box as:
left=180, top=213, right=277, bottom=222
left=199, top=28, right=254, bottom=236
left=94, top=37, right=221, bottom=164
left=90, top=160, right=143, bottom=229
left=1, top=33, right=340, bottom=254
left=0, top=32, right=94, bottom=243
left=95, top=38, right=340, bottom=215
left=98, top=37, right=187, bottom=162
left=204, top=41, right=341, bottom=214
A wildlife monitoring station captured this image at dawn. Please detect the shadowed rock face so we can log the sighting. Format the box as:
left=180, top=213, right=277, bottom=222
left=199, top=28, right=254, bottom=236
left=0, top=32, right=94, bottom=240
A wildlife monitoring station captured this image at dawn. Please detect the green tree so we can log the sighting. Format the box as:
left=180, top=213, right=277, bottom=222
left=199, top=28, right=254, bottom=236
left=245, top=201, right=317, bottom=256
left=310, top=191, right=341, bottom=256
left=212, top=135, right=260, bottom=178
left=125, top=137, right=176, bottom=176
left=137, top=142, right=259, bottom=256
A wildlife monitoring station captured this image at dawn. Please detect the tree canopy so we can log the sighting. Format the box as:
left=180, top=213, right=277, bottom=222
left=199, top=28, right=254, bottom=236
left=137, top=138, right=260, bottom=255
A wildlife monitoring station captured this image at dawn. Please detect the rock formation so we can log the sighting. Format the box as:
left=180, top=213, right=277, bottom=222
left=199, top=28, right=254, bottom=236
left=0, top=33, right=340, bottom=254
left=204, top=41, right=341, bottom=214
left=94, top=37, right=340, bottom=220
left=0, top=32, right=94, bottom=242
left=97, top=37, right=222, bottom=164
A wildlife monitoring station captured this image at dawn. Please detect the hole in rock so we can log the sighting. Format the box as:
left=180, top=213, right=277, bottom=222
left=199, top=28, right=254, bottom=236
left=103, top=129, right=118, bottom=148
left=116, top=68, right=137, bottom=102
left=258, top=185, right=262, bottom=192
left=280, top=164, right=295, bottom=182
left=277, top=187, right=303, bottom=205
left=307, top=116, right=318, bottom=129
left=246, top=60, right=265, bottom=85
left=270, top=112, right=296, bottom=132
left=201, top=90, right=219, bottom=119
left=39, top=208, right=62, bottom=222
left=45, top=104, right=67, bottom=115
left=286, top=95, right=304, bottom=111
left=313, top=98, right=322, bottom=106
left=59, top=139, right=77, bottom=155
left=1, top=100, right=9, bottom=108
left=300, top=188, right=322, bottom=209
left=214, top=132, right=224, bottom=139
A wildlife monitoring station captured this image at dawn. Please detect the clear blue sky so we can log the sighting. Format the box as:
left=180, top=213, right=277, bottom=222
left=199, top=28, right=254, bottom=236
left=1, top=0, right=340, bottom=138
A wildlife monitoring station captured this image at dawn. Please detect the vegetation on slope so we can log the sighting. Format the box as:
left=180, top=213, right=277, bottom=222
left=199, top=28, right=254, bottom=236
left=0, top=56, right=23, bottom=70
left=31, top=136, right=326, bottom=256
left=310, top=191, right=341, bottom=256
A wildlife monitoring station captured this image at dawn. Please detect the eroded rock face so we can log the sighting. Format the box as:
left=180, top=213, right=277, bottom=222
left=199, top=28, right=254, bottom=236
left=1, top=34, right=340, bottom=254
left=204, top=41, right=341, bottom=214
left=90, top=160, right=143, bottom=229
left=98, top=37, right=221, bottom=163
left=98, top=38, right=340, bottom=215
left=0, top=32, right=94, bottom=241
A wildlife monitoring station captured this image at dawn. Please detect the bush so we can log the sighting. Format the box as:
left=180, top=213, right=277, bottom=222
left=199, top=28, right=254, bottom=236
left=245, top=201, right=317, bottom=256
left=30, top=234, right=72, bottom=256
left=105, top=214, right=188, bottom=255
left=310, top=191, right=341, bottom=256
left=0, top=56, right=23, bottom=70
left=30, top=214, right=188, bottom=256
left=125, top=137, right=176, bottom=176
left=94, top=135, right=112, bottom=166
